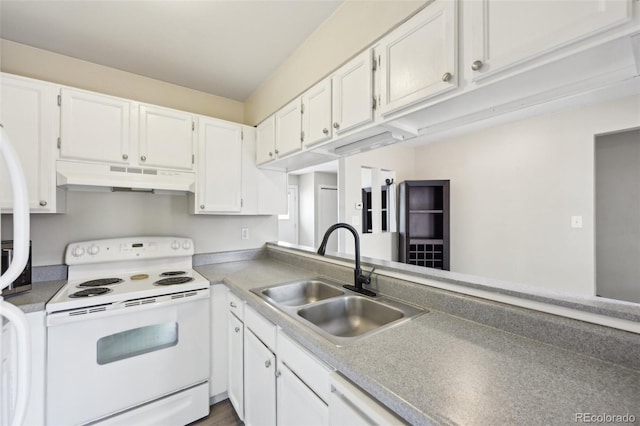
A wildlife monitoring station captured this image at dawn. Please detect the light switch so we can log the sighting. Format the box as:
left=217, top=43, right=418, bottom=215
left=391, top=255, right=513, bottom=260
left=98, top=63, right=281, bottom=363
left=571, top=216, right=583, bottom=228
left=355, top=202, right=363, bottom=210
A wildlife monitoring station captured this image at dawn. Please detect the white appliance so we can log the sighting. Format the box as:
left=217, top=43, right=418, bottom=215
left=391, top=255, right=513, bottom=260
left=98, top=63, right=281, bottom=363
left=46, top=236, right=210, bottom=426
left=0, top=124, right=31, bottom=426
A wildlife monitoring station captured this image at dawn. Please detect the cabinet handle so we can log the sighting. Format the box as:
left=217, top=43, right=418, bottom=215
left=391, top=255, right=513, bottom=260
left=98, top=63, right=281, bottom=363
left=333, top=122, right=340, bottom=129
left=39, top=200, right=47, bottom=207
left=269, top=152, right=273, bottom=157
left=200, top=204, right=205, bottom=210
left=230, top=301, right=237, bottom=308
left=265, top=360, right=271, bottom=368
left=140, top=155, right=147, bottom=161
left=322, top=128, right=329, bottom=135
left=274, top=149, right=279, bottom=155
left=122, top=154, right=128, bottom=160
left=275, top=370, right=281, bottom=378
left=471, top=60, right=484, bottom=71
left=234, top=327, right=240, bottom=333
left=441, top=72, right=453, bottom=82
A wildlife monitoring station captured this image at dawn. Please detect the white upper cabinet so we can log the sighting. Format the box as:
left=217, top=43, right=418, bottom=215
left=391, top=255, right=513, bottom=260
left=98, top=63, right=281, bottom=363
left=377, top=0, right=457, bottom=117
left=60, top=87, right=131, bottom=164
left=138, top=104, right=194, bottom=170
left=302, top=78, right=333, bottom=147
left=468, top=0, right=633, bottom=81
left=194, top=117, right=242, bottom=213
left=0, top=73, right=64, bottom=213
left=256, top=115, right=276, bottom=165
left=275, top=98, right=303, bottom=157
left=331, top=49, right=375, bottom=135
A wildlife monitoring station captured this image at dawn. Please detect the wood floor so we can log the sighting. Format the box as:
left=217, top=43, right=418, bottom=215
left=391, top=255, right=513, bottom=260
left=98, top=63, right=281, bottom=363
left=190, top=399, right=243, bottom=426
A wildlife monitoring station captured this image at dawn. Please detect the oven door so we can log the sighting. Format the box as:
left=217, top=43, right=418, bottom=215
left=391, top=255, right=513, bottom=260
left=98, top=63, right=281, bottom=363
left=46, top=290, right=210, bottom=426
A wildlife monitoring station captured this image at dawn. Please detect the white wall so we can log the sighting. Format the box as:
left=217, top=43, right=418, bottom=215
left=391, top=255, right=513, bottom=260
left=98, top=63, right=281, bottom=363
left=412, top=94, right=640, bottom=296
left=1, top=191, right=277, bottom=266
left=298, top=173, right=315, bottom=247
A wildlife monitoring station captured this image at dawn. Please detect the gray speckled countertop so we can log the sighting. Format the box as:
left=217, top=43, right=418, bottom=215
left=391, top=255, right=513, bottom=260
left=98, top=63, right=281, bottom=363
left=196, top=258, right=640, bottom=426
left=4, top=280, right=66, bottom=313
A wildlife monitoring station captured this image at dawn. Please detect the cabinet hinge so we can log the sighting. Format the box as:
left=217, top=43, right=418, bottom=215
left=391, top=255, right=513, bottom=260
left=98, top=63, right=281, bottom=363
left=57, top=137, right=61, bottom=149
left=241, top=129, right=244, bottom=141
left=57, top=95, right=61, bottom=106
left=241, top=198, right=244, bottom=208
left=372, top=95, right=377, bottom=111
left=301, top=131, right=305, bottom=142
left=301, top=103, right=305, bottom=114
left=192, top=154, right=195, bottom=164
left=372, top=56, right=377, bottom=72
left=192, top=122, right=195, bottom=131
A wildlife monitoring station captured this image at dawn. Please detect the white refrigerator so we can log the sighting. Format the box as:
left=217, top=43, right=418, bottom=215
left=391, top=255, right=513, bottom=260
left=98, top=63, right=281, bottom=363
left=0, top=124, right=31, bottom=426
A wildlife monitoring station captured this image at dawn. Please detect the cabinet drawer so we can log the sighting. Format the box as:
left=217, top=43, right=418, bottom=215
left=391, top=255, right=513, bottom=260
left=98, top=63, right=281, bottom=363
left=277, top=331, right=332, bottom=403
left=244, top=306, right=276, bottom=351
left=227, top=292, right=244, bottom=320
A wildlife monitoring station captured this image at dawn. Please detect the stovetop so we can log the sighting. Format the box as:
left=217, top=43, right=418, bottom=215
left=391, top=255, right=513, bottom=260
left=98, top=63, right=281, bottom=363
left=46, top=237, right=209, bottom=313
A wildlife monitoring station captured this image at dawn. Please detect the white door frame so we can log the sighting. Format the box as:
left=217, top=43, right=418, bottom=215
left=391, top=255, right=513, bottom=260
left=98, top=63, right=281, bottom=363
left=316, top=185, right=338, bottom=251
left=278, top=184, right=299, bottom=245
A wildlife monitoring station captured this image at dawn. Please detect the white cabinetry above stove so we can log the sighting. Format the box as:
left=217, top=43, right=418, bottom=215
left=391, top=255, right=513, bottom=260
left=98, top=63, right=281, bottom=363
left=57, top=87, right=196, bottom=193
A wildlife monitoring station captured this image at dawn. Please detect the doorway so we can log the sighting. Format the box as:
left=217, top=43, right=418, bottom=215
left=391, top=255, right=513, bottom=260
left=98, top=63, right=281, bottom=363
left=317, top=185, right=338, bottom=252
left=278, top=185, right=299, bottom=244
left=595, top=128, right=640, bottom=303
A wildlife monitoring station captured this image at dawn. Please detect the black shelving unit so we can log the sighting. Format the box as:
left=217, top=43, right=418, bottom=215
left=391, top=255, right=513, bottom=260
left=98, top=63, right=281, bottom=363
left=398, top=180, right=450, bottom=270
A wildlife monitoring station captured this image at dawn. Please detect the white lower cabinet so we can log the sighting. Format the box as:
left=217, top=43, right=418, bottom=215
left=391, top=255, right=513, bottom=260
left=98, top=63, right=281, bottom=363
left=225, top=294, right=401, bottom=426
left=227, top=311, right=244, bottom=421
left=329, top=372, right=404, bottom=426
left=277, top=362, right=328, bottom=426
left=244, top=329, right=277, bottom=426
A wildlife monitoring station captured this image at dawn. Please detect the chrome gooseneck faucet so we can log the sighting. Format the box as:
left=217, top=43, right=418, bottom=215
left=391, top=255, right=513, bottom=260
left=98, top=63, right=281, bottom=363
left=317, top=223, right=376, bottom=297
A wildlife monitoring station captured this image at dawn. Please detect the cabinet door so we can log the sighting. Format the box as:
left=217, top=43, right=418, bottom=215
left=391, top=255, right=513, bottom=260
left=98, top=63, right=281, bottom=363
left=468, top=0, right=631, bottom=81
left=139, top=104, right=194, bottom=170
left=210, top=285, right=228, bottom=398
left=239, top=127, right=258, bottom=214
left=228, top=313, right=244, bottom=421
left=196, top=117, right=242, bottom=213
left=331, top=50, right=374, bottom=135
left=329, top=373, right=403, bottom=426
left=244, top=330, right=276, bottom=426
left=277, top=363, right=328, bottom=426
left=256, top=116, right=276, bottom=165
left=0, top=74, right=61, bottom=212
left=60, top=88, right=131, bottom=164
left=275, top=98, right=302, bottom=157
left=378, top=0, right=457, bottom=117
left=302, top=79, right=332, bottom=147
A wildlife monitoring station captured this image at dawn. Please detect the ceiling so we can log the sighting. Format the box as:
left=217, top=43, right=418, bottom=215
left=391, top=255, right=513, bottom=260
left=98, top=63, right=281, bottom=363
left=0, top=0, right=343, bottom=101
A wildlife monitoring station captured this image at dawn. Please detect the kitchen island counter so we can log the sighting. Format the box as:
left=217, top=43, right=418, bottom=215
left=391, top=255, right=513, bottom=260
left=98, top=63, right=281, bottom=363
left=196, top=249, right=640, bottom=426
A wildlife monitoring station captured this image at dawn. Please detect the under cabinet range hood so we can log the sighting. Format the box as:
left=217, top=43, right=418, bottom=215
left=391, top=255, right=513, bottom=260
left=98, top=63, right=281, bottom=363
left=56, top=160, right=195, bottom=194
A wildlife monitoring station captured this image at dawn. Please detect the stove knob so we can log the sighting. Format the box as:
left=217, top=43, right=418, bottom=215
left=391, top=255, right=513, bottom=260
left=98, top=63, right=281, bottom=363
left=171, top=240, right=181, bottom=250
left=182, top=241, right=192, bottom=250
left=88, top=244, right=100, bottom=255
left=72, top=246, right=85, bottom=257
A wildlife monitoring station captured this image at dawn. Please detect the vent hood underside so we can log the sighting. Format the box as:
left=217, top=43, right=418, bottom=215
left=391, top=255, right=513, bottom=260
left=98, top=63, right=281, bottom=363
left=56, top=160, right=195, bottom=194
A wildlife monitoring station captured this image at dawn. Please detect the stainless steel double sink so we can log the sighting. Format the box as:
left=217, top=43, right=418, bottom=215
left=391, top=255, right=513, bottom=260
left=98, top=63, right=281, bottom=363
left=251, top=278, right=426, bottom=346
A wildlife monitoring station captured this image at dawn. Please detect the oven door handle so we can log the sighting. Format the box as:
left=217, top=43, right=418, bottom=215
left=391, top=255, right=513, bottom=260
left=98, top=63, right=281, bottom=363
left=46, top=289, right=210, bottom=326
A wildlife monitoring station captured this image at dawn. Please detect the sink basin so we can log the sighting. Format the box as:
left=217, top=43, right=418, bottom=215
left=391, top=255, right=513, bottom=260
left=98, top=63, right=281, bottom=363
left=250, top=277, right=426, bottom=346
left=297, top=296, right=403, bottom=337
left=259, top=279, right=344, bottom=306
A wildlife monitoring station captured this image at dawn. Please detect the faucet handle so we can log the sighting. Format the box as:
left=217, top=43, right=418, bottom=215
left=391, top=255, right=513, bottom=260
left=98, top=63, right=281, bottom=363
left=363, top=267, right=375, bottom=284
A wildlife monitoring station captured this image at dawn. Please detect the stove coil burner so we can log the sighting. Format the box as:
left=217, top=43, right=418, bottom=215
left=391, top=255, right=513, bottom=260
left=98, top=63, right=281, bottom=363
left=69, top=288, right=112, bottom=298
left=160, top=271, right=187, bottom=277
left=154, top=276, right=195, bottom=286
left=77, top=278, right=124, bottom=288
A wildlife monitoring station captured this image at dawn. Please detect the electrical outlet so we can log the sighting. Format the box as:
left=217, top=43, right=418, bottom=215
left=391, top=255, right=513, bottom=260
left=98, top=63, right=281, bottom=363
left=241, top=228, right=249, bottom=240
left=571, top=216, right=583, bottom=228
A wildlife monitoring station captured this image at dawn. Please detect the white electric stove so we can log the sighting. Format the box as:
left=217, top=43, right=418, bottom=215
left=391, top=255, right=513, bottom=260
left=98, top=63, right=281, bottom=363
left=46, top=237, right=211, bottom=426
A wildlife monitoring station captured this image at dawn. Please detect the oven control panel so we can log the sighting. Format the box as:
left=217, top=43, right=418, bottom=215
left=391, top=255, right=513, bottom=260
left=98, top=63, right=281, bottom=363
left=65, top=237, right=195, bottom=265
